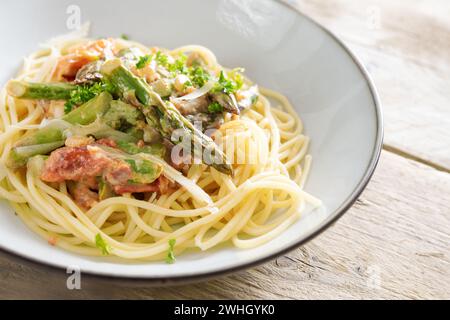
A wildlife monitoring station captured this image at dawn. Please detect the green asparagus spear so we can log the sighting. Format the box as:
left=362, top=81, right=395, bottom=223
left=100, top=59, right=232, bottom=175
left=7, top=92, right=112, bottom=168
left=62, top=91, right=112, bottom=125
left=6, top=80, right=76, bottom=100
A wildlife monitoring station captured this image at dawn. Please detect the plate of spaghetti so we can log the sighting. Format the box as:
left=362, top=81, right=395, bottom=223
left=0, top=0, right=382, bottom=281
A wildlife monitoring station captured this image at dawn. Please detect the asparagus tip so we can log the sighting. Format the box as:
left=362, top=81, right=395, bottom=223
left=6, top=80, right=26, bottom=97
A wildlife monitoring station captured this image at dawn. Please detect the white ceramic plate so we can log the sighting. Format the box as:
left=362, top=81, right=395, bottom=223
left=0, top=0, right=382, bottom=282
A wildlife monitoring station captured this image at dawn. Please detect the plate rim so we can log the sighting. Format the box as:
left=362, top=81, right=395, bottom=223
left=0, top=0, right=383, bottom=284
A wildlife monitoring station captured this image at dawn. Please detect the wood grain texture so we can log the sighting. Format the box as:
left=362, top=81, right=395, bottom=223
left=1, top=150, right=449, bottom=299
left=292, top=0, right=450, bottom=170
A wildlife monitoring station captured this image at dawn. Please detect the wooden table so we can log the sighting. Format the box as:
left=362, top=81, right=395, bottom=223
left=1, top=0, right=449, bottom=299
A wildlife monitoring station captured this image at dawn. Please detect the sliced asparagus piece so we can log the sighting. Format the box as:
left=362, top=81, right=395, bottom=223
left=7, top=80, right=76, bottom=100
left=7, top=92, right=112, bottom=168
left=101, top=59, right=232, bottom=175
left=9, top=141, right=65, bottom=166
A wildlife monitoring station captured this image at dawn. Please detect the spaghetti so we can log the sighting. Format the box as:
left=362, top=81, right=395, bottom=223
left=0, top=28, right=320, bottom=261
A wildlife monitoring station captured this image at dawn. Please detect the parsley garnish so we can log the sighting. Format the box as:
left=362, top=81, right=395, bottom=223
left=120, top=34, right=130, bottom=40
left=136, top=55, right=152, bottom=69
left=138, top=160, right=158, bottom=174
left=166, top=239, right=176, bottom=264
left=64, top=82, right=111, bottom=114
left=155, top=51, right=169, bottom=67
left=208, top=102, right=223, bottom=113
left=95, top=233, right=111, bottom=255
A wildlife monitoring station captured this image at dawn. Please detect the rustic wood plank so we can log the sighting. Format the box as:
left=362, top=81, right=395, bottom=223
left=1, top=150, right=448, bottom=299
left=290, top=0, right=450, bottom=170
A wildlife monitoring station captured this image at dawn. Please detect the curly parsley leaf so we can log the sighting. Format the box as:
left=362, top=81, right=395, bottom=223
left=95, top=233, right=111, bottom=255
left=208, top=102, right=223, bottom=113
left=189, top=66, right=210, bottom=87
left=64, top=81, right=112, bottom=114
left=166, top=239, right=176, bottom=264
left=168, top=54, right=188, bottom=74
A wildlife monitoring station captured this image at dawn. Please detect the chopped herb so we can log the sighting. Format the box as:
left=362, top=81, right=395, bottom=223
left=229, top=68, right=244, bottom=90
left=168, top=54, right=188, bottom=74
left=124, top=159, right=139, bottom=172
left=155, top=51, right=169, bottom=67
left=64, top=81, right=112, bottom=114
left=166, top=239, right=176, bottom=264
left=95, top=233, right=111, bottom=255
left=214, top=70, right=237, bottom=94
left=120, top=34, right=130, bottom=40
left=250, top=94, right=259, bottom=105
left=136, top=55, right=152, bottom=69
left=208, top=102, right=223, bottom=113
left=189, top=66, right=210, bottom=87
left=64, top=103, right=72, bottom=114
left=117, top=141, right=165, bottom=157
